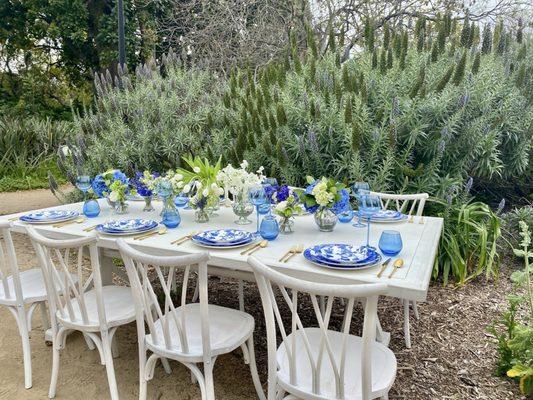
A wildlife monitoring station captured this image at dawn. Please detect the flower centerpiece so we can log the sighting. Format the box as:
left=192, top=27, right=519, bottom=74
left=298, top=176, right=350, bottom=232
left=91, top=169, right=133, bottom=214
left=132, top=171, right=159, bottom=212
left=272, top=185, right=304, bottom=234
left=217, top=160, right=265, bottom=224
left=141, top=170, right=185, bottom=228
left=177, top=156, right=224, bottom=223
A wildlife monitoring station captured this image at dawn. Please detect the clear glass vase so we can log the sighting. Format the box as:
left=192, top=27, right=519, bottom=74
left=143, top=196, right=155, bottom=212
left=279, top=216, right=295, bottom=234
left=114, top=200, right=128, bottom=214
left=233, top=193, right=254, bottom=225
left=195, top=207, right=210, bottom=223
left=314, top=206, right=337, bottom=232
left=161, top=196, right=181, bottom=228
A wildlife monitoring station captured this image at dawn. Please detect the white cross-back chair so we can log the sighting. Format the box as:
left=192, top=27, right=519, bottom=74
left=248, top=256, right=397, bottom=400
left=117, top=239, right=265, bottom=400
left=27, top=228, right=136, bottom=399
left=369, top=191, right=429, bottom=348
left=0, top=221, right=54, bottom=389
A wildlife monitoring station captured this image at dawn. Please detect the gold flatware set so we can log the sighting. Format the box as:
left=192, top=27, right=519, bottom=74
left=133, top=226, right=167, bottom=241
left=171, top=231, right=200, bottom=246
left=240, top=240, right=268, bottom=256
left=278, top=244, right=304, bottom=263
left=376, top=258, right=404, bottom=278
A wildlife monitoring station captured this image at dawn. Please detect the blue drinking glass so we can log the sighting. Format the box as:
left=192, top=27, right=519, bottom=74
left=259, top=215, right=279, bottom=241
left=352, top=181, right=370, bottom=227
left=378, top=230, right=403, bottom=256
left=249, top=186, right=267, bottom=234
left=162, top=208, right=181, bottom=228
left=83, top=199, right=101, bottom=218
left=338, top=202, right=355, bottom=223
left=359, top=194, right=381, bottom=249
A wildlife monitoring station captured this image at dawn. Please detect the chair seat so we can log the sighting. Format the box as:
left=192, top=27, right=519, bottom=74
left=145, top=303, right=254, bottom=362
left=57, top=285, right=136, bottom=331
left=0, top=268, right=52, bottom=305
left=276, top=328, right=397, bottom=400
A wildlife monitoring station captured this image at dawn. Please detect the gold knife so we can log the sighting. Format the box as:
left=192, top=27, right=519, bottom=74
left=376, top=258, right=392, bottom=278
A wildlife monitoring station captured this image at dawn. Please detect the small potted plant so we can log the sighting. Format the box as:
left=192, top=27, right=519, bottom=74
left=298, top=176, right=350, bottom=232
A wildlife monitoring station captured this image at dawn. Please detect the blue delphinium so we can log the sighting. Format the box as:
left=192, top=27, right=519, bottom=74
left=275, top=185, right=290, bottom=202
left=132, top=171, right=154, bottom=197
left=264, top=184, right=278, bottom=204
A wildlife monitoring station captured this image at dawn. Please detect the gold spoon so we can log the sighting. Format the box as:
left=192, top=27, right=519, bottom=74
left=284, top=244, right=304, bottom=263
left=53, top=217, right=86, bottom=228
left=172, top=231, right=200, bottom=245
left=279, top=245, right=296, bottom=262
left=134, top=226, right=167, bottom=241
left=388, top=259, right=405, bottom=278
left=247, top=240, right=268, bottom=255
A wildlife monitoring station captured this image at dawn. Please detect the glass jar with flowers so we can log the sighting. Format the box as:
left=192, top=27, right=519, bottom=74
left=132, top=171, right=159, bottom=212
left=177, top=156, right=225, bottom=224
left=91, top=169, right=133, bottom=214
left=272, top=186, right=304, bottom=234
left=141, top=170, right=185, bottom=228
left=298, top=177, right=350, bottom=232
left=217, top=160, right=265, bottom=225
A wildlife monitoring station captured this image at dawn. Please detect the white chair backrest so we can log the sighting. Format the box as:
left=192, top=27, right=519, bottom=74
left=369, top=191, right=428, bottom=216
left=116, top=240, right=211, bottom=359
left=0, top=221, right=24, bottom=303
left=26, top=227, right=104, bottom=328
left=248, top=256, right=388, bottom=400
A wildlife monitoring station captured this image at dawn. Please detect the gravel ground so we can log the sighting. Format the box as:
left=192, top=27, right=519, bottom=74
left=0, top=189, right=524, bottom=399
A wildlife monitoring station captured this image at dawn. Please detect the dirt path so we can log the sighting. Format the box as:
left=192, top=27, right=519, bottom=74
left=0, top=190, right=524, bottom=399
left=0, top=186, right=73, bottom=215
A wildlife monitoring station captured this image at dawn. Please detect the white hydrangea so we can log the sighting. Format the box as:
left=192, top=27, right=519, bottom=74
left=312, top=179, right=334, bottom=207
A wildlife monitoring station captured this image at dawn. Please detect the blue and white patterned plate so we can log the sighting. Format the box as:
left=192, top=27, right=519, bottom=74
left=362, top=210, right=408, bottom=223
left=20, top=210, right=79, bottom=224
left=191, top=237, right=254, bottom=249
left=307, top=244, right=373, bottom=264
left=304, top=245, right=382, bottom=270
left=193, top=229, right=253, bottom=244
left=97, top=219, right=158, bottom=234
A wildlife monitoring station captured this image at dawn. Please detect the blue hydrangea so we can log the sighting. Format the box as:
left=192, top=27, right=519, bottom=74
left=91, top=175, right=109, bottom=198
left=275, top=185, right=290, bottom=202
left=331, top=189, right=350, bottom=215
left=264, top=184, right=278, bottom=204
left=132, top=171, right=152, bottom=197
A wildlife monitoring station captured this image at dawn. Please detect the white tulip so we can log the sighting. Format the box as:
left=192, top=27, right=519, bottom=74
left=202, top=189, right=209, bottom=197
left=193, top=167, right=201, bottom=173
left=183, top=184, right=191, bottom=193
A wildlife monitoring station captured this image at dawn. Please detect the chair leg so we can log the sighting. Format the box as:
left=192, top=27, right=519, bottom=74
left=403, top=299, right=411, bottom=348
left=101, top=331, right=120, bottom=400
left=139, top=348, right=148, bottom=400
left=238, top=280, right=245, bottom=312
left=39, top=302, right=50, bottom=331
left=111, top=333, right=120, bottom=359
left=49, top=341, right=60, bottom=398
left=246, top=336, right=266, bottom=400
left=203, top=359, right=216, bottom=400
left=192, top=280, right=199, bottom=303
left=16, top=307, right=32, bottom=389
left=412, top=301, right=420, bottom=320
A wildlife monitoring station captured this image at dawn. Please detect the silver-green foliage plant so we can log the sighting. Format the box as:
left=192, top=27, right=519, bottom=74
left=209, top=34, right=531, bottom=196
left=72, top=54, right=225, bottom=175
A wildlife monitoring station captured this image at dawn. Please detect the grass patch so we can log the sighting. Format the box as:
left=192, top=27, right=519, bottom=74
left=0, top=159, right=66, bottom=192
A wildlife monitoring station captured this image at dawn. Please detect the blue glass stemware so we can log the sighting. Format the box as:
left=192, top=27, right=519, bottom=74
left=359, top=194, right=381, bottom=249
left=249, top=185, right=267, bottom=234
left=76, top=175, right=94, bottom=217
left=174, top=193, right=189, bottom=208
left=259, top=215, right=279, bottom=240
left=378, top=230, right=403, bottom=256
left=338, top=202, right=355, bottom=223
left=352, top=181, right=370, bottom=227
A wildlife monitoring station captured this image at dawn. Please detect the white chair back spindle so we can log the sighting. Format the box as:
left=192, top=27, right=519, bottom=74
left=248, top=256, right=391, bottom=400
left=0, top=222, right=24, bottom=304
left=117, top=240, right=212, bottom=362
left=369, top=191, right=428, bottom=217
left=26, top=228, right=104, bottom=330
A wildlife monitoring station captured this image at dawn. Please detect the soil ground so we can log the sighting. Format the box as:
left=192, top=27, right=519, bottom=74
left=0, top=189, right=524, bottom=399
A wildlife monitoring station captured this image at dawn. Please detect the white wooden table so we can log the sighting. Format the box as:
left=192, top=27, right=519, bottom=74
left=5, top=200, right=443, bottom=344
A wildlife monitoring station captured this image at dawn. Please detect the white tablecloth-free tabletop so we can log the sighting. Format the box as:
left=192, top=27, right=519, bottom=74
left=5, top=200, right=442, bottom=303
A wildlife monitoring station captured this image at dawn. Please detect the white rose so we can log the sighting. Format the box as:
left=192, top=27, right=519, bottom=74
left=109, top=191, right=119, bottom=202
left=276, top=201, right=287, bottom=212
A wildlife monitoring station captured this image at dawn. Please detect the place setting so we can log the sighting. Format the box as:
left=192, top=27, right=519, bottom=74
left=16, top=210, right=80, bottom=225
left=94, top=218, right=160, bottom=238
left=189, top=228, right=257, bottom=249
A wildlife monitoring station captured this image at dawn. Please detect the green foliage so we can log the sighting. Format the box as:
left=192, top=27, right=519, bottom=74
left=482, top=25, right=492, bottom=54
left=433, top=187, right=501, bottom=285
left=452, top=50, right=467, bottom=85
left=489, top=221, right=533, bottom=397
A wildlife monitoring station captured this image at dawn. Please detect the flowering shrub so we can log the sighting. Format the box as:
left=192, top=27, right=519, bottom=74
left=298, top=177, right=349, bottom=214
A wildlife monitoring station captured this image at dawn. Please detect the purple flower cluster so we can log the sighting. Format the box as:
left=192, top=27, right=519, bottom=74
left=131, top=171, right=158, bottom=197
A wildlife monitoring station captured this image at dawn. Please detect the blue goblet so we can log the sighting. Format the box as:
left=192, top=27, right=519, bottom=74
left=338, top=202, right=355, bottom=223
left=359, top=194, right=381, bottom=249
left=249, top=186, right=267, bottom=234
left=352, top=182, right=370, bottom=228
left=76, top=175, right=94, bottom=217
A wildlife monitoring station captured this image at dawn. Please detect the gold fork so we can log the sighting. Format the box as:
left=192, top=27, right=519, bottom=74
left=133, top=226, right=167, bottom=241
left=53, top=217, right=86, bottom=228
left=83, top=224, right=99, bottom=232
left=279, top=245, right=296, bottom=262
left=171, top=231, right=200, bottom=245
left=284, top=244, right=304, bottom=263
left=248, top=240, right=268, bottom=255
